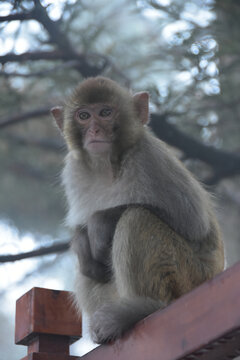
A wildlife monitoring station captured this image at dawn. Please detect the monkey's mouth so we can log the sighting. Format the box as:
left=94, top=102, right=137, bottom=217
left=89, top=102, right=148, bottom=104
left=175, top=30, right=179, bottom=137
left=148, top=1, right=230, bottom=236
left=88, top=140, right=112, bottom=144
left=85, top=140, right=112, bottom=154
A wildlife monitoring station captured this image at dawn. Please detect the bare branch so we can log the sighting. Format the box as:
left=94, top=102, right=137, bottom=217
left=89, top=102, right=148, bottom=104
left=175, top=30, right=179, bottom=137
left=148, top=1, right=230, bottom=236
left=0, top=60, right=81, bottom=78
left=5, top=133, right=65, bottom=152
left=0, top=241, right=70, bottom=263
left=32, top=0, right=74, bottom=53
left=0, top=4, right=73, bottom=53
left=150, top=114, right=240, bottom=183
left=0, top=107, right=50, bottom=129
left=0, top=11, right=35, bottom=23
left=0, top=1, right=107, bottom=76
left=0, top=50, right=106, bottom=77
left=0, top=50, right=70, bottom=64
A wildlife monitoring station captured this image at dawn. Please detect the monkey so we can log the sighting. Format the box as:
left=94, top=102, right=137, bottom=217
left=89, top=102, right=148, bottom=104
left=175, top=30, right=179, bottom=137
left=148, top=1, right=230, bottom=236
left=51, top=76, right=224, bottom=344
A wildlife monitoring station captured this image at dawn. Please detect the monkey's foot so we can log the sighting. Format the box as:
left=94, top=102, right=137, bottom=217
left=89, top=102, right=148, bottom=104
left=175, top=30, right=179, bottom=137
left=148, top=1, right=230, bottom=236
left=89, top=298, right=163, bottom=344
left=90, top=303, right=124, bottom=344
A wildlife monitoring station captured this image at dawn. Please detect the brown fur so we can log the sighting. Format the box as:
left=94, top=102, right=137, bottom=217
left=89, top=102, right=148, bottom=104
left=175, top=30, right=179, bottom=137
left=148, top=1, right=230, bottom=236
left=83, top=207, right=224, bottom=344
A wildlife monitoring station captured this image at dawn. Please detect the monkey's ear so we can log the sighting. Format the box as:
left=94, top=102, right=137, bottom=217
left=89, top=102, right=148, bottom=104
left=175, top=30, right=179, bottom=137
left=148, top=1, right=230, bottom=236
left=133, top=92, right=149, bottom=125
left=51, top=106, right=64, bottom=132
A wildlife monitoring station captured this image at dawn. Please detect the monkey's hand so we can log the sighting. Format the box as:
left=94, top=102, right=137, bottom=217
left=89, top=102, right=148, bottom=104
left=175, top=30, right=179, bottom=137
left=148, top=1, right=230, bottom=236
left=72, top=227, right=111, bottom=283
left=87, top=206, right=127, bottom=264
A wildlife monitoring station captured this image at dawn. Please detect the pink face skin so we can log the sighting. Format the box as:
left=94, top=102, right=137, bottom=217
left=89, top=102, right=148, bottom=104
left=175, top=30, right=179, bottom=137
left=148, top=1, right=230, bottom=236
left=75, top=104, right=116, bottom=155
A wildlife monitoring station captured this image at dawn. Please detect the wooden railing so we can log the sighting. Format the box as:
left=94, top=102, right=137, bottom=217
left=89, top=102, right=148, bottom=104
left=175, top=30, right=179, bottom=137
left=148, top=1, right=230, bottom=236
left=15, top=261, right=240, bottom=360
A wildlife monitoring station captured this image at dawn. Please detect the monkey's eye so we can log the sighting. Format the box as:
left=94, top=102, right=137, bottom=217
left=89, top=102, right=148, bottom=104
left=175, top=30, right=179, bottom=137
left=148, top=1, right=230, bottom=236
left=78, top=111, right=91, bottom=120
left=99, top=108, right=112, bottom=117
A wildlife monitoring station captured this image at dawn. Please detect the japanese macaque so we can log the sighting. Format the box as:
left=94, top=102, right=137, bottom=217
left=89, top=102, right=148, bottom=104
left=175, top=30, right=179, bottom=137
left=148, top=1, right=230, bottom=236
left=51, top=77, right=224, bottom=344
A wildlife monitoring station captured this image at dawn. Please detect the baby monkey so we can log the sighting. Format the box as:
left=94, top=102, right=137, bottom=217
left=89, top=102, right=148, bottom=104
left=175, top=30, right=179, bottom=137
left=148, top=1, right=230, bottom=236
left=51, top=77, right=224, bottom=344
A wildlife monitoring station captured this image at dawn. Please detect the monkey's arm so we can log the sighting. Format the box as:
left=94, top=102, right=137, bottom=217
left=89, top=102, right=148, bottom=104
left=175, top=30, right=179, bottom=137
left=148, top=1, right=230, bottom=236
left=72, top=206, right=127, bottom=283
left=72, top=227, right=112, bottom=283
left=87, top=206, right=128, bottom=263
left=74, top=205, right=168, bottom=283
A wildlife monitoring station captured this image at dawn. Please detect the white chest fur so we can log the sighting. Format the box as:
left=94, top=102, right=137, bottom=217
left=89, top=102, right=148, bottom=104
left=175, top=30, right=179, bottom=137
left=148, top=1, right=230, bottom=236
left=62, top=153, right=135, bottom=227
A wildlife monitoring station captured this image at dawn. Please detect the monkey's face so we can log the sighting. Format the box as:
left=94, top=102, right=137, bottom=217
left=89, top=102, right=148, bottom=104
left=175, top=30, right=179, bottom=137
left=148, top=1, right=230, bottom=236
left=74, top=103, right=117, bottom=155
left=51, top=77, right=149, bottom=161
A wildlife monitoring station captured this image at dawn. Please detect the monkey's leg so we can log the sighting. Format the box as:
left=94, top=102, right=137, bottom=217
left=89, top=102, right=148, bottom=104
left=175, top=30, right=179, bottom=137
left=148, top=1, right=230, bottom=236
left=90, top=207, right=214, bottom=343
left=73, top=269, right=117, bottom=317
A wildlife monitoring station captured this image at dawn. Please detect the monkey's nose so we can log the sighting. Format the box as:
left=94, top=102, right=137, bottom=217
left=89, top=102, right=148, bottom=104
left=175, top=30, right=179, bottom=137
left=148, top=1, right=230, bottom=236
left=89, top=125, right=100, bottom=135
left=92, top=127, right=100, bottom=135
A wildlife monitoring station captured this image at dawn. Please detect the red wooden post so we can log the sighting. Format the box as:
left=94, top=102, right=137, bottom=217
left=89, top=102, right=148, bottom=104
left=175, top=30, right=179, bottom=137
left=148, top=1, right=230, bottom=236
left=15, top=287, right=81, bottom=360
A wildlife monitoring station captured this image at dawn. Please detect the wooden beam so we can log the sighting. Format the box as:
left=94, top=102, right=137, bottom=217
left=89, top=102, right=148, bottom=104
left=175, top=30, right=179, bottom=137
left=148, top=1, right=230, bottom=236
left=81, top=262, right=240, bottom=359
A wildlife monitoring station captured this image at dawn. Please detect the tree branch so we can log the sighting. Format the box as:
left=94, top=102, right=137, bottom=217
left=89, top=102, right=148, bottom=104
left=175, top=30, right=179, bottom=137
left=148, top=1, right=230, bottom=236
left=150, top=114, right=240, bottom=182
left=31, top=0, right=107, bottom=76
left=32, top=0, right=74, bottom=53
left=0, top=50, right=106, bottom=77
left=0, top=107, right=50, bottom=129
left=5, top=133, right=64, bottom=152
left=0, top=11, right=35, bottom=23
left=0, top=1, right=107, bottom=76
left=0, top=60, right=81, bottom=78
left=0, top=50, right=69, bottom=64
left=0, top=3, right=73, bottom=53
left=0, top=7, right=127, bottom=81
left=0, top=241, right=70, bottom=263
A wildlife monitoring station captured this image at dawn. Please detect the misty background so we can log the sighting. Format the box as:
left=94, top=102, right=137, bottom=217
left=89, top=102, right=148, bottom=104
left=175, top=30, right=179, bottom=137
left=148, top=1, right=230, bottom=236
left=0, top=0, right=240, bottom=359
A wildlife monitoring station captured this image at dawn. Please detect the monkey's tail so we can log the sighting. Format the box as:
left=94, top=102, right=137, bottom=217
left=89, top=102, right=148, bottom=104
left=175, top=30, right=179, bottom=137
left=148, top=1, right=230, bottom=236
left=89, top=297, right=165, bottom=344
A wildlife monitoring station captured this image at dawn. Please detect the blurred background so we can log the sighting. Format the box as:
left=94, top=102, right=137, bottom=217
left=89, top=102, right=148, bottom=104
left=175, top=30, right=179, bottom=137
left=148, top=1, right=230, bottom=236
left=0, top=0, right=240, bottom=359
